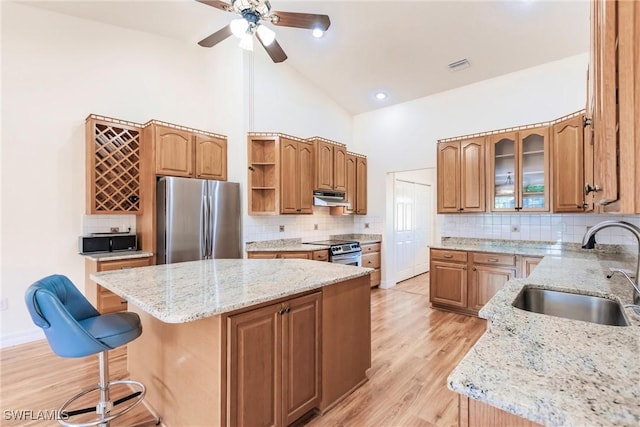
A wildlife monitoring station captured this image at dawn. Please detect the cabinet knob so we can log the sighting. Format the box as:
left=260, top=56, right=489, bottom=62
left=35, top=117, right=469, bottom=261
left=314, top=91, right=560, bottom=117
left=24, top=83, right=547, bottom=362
left=296, top=209, right=302, bottom=212
left=472, top=267, right=477, bottom=271
left=463, top=267, right=467, bottom=271
left=443, top=254, right=453, bottom=259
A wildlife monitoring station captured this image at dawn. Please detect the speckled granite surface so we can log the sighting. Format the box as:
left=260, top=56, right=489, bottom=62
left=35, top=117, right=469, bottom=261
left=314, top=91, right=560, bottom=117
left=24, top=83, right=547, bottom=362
left=447, top=246, right=640, bottom=426
left=331, top=234, right=382, bottom=245
left=83, top=251, right=153, bottom=261
left=245, top=238, right=329, bottom=252
left=91, top=259, right=371, bottom=323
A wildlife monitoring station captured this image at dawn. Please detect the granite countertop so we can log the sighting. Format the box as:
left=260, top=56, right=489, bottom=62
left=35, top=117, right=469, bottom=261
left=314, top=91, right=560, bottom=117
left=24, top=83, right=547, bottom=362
left=82, top=251, right=154, bottom=261
left=91, top=259, right=372, bottom=323
left=447, top=246, right=640, bottom=426
left=246, top=238, right=329, bottom=252
left=331, top=234, right=382, bottom=245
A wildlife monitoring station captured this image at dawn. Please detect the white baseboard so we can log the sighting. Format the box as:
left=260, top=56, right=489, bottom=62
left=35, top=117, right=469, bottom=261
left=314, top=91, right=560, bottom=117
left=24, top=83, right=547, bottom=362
left=379, top=279, right=396, bottom=289
left=0, top=328, right=45, bottom=348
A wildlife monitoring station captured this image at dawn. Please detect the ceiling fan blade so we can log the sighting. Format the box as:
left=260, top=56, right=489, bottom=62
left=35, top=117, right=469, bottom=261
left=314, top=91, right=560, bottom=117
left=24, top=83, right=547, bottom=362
left=195, top=0, right=233, bottom=12
left=256, top=33, right=288, bottom=63
left=198, top=24, right=233, bottom=47
left=270, top=11, right=331, bottom=31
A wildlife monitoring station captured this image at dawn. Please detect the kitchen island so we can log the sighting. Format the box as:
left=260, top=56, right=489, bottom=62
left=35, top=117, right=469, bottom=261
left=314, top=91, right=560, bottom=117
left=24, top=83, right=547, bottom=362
left=92, top=259, right=373, bottom=427
left=447, top=248, right=640, bottom=426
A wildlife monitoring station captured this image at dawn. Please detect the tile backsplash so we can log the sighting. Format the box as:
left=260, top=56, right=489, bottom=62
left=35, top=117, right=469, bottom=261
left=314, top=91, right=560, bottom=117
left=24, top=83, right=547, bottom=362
left=244, top=209, right=383, bottom=243
left=441, top=214, right=640, bottom=246
left=81, top=215, right=137, bottom=235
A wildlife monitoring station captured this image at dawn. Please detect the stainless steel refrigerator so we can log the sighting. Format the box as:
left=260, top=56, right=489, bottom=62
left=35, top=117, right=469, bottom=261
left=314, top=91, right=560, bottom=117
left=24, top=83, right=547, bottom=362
left=156, top=177, right=241, bottom=264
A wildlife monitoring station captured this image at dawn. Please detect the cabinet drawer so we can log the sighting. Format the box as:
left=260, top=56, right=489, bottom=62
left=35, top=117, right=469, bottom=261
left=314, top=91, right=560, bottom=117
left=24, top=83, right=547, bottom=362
left=370, top=269, right=381, bottom=287
left=99, top=290, right=127, bottom=314
left=471, top=252, right=515, bottom=267
left=362, top=253, right=380, bottom=269
left=279, top=252, right=311, bottom=260
left=361, top=243, right=380, bottom=253
left=312, top=250, right=328, bottom=261
left=98, top=257, right=151, bottom=271
left=430, top=249, right=467, bottom=263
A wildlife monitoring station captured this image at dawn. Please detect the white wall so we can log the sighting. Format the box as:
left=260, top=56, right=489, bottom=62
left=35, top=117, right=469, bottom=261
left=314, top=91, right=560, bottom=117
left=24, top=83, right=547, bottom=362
left=0, top=3, right=352, bottom=345
left=353, top=53, right=590, bottom=285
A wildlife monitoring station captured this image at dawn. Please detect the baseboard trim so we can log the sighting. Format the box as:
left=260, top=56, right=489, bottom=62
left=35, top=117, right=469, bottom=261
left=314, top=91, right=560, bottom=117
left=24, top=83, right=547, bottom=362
left=379, top=279, right=396, bottom=289
left=0, top=328, right=45, bottom=348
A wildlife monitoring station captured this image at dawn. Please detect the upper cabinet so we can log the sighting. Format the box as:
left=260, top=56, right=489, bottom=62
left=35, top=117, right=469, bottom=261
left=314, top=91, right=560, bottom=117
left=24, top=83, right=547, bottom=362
left=86, top=115, right=143, bottom=214
left=355, top=155, right=368, bottom=215
left=488, top=127, right=549, bottom=213
left=149, top=122, right=227, bottom=181
left=280, top=138, right=314, bottom=214
left=312, top=138, right=347, bottom=192
left=248, top=135, right=279, bottom=215
left=587, top=0, right=639, bottom=213
left=552, top=115, right=591, bottom=213
left=437, top=138, right=485, bottom=213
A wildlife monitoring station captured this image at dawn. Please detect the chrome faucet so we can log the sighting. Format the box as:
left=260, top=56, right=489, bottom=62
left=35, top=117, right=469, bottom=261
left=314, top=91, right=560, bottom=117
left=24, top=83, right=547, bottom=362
left=582, top=220, right=640, bottom=305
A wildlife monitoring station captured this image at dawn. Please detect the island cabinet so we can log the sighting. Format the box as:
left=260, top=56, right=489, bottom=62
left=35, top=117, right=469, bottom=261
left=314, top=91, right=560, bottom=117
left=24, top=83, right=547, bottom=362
left=84, top=257, right=152, bottom=314
left=85, top=115, right=143, bottom=214
left=551, top=115, right=591, bottom=213
left=312, top=138, right=347, bottom=192
left=437, top=137, right=485, bottom=213
left=488, top=127, right=550, bottom=213
left=227, top=292, right=321, bottom=427
left=280, top=138, right=314, bottom=214
left=148, top=122, right=227, bottom=181
left=459, top=396, right=542, bottom=427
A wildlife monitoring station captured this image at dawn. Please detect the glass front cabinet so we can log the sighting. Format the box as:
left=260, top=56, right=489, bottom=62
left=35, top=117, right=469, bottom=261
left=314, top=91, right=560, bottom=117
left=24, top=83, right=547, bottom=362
left=488, top=127, right=549, bottom=212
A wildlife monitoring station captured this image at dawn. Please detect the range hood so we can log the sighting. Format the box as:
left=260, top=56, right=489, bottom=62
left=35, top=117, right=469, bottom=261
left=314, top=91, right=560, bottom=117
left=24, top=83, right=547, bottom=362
left=313, top=190, right=350, bottom=207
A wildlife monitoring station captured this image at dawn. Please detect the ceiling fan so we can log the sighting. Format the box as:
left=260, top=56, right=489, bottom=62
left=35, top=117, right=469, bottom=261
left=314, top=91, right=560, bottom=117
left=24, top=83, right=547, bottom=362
left=196, top=0, right=331, bottom=63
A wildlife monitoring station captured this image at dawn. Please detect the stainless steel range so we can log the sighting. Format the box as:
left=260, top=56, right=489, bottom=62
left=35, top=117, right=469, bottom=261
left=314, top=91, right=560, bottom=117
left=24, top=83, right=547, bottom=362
left=305, top=240, right=362, bottom=266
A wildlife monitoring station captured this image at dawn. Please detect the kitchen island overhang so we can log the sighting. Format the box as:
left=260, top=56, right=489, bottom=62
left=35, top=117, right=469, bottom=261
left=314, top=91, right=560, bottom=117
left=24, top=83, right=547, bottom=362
left=92, top=259, right=373, bottom=427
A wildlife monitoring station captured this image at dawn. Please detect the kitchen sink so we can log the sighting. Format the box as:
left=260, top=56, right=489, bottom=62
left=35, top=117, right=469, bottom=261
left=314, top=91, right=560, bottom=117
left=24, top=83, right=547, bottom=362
left=512, top=287, right=628, bottom=326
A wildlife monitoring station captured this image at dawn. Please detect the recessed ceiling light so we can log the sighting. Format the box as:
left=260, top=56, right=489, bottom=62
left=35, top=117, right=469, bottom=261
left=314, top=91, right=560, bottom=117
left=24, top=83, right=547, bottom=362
left=312, top=28, right=324, bottom=38
left=375, top=92, right=387, bottom=100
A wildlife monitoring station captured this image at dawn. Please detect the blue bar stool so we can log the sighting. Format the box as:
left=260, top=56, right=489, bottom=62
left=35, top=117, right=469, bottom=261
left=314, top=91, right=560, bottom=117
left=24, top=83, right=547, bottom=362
left=25, top=274, right=158, bottom=427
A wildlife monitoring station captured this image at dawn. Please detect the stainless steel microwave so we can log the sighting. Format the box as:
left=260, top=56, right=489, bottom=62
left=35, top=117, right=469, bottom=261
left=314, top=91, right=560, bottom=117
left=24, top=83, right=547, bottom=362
left=79, top=234, right=137, bottom=254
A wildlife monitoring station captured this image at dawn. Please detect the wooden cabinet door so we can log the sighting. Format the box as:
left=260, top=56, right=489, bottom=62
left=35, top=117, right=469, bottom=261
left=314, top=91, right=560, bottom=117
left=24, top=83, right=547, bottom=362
left=437, top=142, right=460, bottom=213
left=468, top=265, right=515, bottom=312
left=282, top=293, right=321, bottom=426
left=195, top=134, right=227, bottom=181
left=298, top=142, right=314, bottom=214
left=280, top=252, right=312, bottom=260
left=228, top=303, right=281, bottom=427
left=315, top=140, right=334, bottom=191
left=518, top=127, right=549, bottom=212
left=280, top=139, right=299, bottom=214
left=429, top=260, right=467, bottom=308
left=248, top=252, right=279, bottom=259
left=552, top=116, right=585, bottom=212
left=460, top=138, right=485, bottom=212
left=519, top=256, right=542, bottom=278
left=344, top=154, right=357, bottom=215
left=355, top=157, right=368, bottom=215
left=154, top=125, right=193, bottom=177
left=333, top=145, right=347, bottom=192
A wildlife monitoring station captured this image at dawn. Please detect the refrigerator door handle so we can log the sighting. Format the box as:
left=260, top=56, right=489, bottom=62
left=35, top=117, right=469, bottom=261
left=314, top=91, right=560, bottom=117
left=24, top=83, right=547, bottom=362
left=202, top=184, right=209, bottom=259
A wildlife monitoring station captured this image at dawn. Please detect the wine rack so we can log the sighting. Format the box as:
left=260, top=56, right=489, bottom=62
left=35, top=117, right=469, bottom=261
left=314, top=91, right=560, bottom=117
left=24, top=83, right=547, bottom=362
left=86, top=115, right=143, bottom=214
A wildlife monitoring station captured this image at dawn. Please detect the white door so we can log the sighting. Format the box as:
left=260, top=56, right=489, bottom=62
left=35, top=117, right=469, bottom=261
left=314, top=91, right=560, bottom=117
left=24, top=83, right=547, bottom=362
left=394, top=179, right=432, bottom=282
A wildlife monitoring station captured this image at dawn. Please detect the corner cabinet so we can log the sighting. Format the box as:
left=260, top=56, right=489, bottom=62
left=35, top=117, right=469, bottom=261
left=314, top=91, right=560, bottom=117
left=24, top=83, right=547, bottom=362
left=280, top=138, right=314, bottom=214
left=227, top=292, right=321, bottom=427
left=437, top=138, right=485, bottom=213
left=86, top=115, right=143, bottom=214
left=148, top=122, right=227, bottom=181
left=488, top=127, right=549, bottom=213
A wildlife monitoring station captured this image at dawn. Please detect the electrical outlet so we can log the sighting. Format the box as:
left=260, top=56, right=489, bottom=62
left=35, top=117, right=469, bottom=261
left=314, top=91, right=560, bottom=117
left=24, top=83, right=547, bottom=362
left=0, top=297, right=8, bottom=311
left=511, top=225, right=519, bottom=232
left=110, top=227, right=119, bottom=233
left=314, top=224, right=318, bottom=230
left=364, top=223, right=370, bottom=229
left=279, top=225, right=285, bottom=232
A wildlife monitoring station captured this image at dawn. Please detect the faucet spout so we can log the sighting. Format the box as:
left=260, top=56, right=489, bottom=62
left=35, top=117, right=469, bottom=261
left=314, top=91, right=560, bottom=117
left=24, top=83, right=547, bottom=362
left=582, top=220, right=640, bottom=305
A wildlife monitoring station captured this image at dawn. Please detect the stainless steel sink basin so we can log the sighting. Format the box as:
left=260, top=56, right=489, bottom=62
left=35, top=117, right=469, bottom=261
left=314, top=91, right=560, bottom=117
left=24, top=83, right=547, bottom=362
left=512, top=287, right=628, bottom=326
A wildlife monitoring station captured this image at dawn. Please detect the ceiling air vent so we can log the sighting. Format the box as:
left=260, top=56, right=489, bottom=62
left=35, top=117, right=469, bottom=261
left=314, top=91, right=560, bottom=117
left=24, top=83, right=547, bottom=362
left=448, top=59, right=470, bottom=72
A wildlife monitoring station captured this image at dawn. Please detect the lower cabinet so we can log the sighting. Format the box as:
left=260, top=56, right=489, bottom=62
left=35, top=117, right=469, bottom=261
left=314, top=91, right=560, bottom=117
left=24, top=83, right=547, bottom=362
left=459, top=396, right=542, bottom=427
left=520, top=256, right=542, bottom=278
left=227, top=292, right=321, bottom=427
left=468, top=253, right=516, bottom=312
left=85, top=257, right=152, bottom=314
left=361, top=242, right=381, bottom=287
left=247, top=250, right=329, bottom=261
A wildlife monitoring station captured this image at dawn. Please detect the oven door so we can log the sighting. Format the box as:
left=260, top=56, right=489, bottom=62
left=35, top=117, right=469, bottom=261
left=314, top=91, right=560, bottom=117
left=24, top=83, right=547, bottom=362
left=331, top=251, right=362, bottom=267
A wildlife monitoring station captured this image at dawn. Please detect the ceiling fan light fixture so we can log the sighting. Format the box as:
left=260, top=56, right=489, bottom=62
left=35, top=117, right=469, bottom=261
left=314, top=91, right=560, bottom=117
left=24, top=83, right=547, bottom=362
left=312, top=28, right=324, bottom=38
left=239, top=32, right=254, bottom=51
left=230, top=17, right=249, bottom=38
left=256, top=24, right=276, bottom=46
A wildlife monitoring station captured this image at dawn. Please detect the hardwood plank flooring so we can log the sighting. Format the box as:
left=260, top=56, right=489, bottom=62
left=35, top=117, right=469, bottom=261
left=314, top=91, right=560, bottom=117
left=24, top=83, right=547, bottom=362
left=0, top=273, right=485, bottom=427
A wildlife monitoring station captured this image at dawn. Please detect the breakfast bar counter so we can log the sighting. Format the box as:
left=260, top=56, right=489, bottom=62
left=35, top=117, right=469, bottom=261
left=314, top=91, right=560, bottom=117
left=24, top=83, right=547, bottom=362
left=92, top=259, right=373, bottom=427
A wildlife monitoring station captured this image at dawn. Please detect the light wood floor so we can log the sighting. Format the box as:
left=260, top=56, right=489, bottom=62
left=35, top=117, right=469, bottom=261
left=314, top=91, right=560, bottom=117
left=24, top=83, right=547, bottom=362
left=1, top=273, right=485, bottom=427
